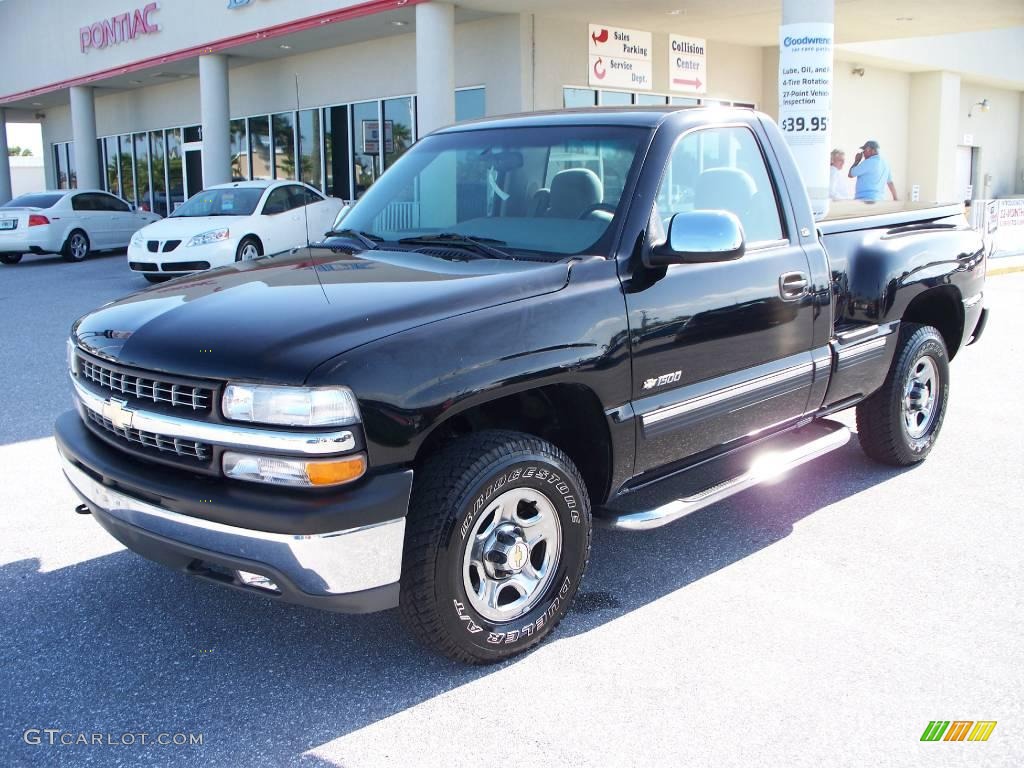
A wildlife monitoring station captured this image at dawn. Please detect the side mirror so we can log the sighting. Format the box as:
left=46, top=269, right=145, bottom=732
left=647, top=210, right=745, bottom=267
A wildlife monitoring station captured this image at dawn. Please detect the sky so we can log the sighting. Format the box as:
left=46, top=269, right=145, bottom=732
left=6, top=123, right=43, bottom=156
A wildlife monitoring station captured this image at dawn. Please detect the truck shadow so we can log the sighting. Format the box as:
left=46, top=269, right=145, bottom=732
left=2, top=438, right=909, bottom=766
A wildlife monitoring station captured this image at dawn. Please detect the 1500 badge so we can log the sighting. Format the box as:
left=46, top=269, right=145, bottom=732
left=643, top=370, right=682, bottom=390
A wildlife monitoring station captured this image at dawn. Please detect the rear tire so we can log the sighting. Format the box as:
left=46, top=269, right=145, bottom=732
left=856, top=323, right=949, bottom=466
left=0, top=253, right=22, bottom=265
left=235, top=236, right=262, bottom=262
left=144, top=274, right=172, bottom=284
left=399, top=430, right=592, bottom=664
left=61, top=230, right=90, bottom=262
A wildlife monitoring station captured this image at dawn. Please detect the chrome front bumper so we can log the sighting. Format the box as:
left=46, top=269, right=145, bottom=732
left=61, top=454, right=406, bottom=610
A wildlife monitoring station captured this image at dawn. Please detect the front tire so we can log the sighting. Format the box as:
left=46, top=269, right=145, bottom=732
left=61, top=230, right=90, bottom=262
left=0, top=253, right=22, bottom=265
left=235, top=236, right=262, bottom=262
left=400, top=430, right=592, bottom=664
left=856, top=323, right=950, bottom=466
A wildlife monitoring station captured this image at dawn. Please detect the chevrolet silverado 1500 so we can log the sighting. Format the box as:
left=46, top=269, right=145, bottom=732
left=56, top=107, right=988, bottom=663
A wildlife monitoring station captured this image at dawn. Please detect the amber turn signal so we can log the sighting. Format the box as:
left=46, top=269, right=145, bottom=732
left=306, top=454, right=367, bottom=486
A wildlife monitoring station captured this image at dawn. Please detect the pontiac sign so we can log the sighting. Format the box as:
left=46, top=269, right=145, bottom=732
left=80, top=3, right=161, bottom=54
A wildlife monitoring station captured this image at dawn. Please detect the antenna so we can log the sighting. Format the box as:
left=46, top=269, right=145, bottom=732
left=295, top=73, right=310, bottom=249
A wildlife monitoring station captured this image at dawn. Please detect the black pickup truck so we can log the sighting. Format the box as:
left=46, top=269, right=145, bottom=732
left=56, top=107, right=988, bottom=663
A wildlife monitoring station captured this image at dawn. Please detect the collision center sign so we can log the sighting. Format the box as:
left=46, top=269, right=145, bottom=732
left=669, top=35, right=706, bottom=94
left=80, top=2, right=161, bottom=54
left=588, top=24, right=652, bottom=90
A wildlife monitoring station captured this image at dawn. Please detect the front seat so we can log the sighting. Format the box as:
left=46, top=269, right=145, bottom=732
left=545, top=168, right=604, bottom=219
left=693, top=167, right=756, bottom=238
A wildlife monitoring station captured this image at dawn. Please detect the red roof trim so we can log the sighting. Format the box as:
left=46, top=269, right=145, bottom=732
left=0, top=0, right=424, bottom=105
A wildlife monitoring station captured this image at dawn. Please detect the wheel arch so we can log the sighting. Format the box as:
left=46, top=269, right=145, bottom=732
left=902, top=285, right=964, bottom=359
left=413, top=383, right=614, bottom=507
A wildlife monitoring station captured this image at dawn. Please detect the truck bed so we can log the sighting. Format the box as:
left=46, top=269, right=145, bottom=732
left=818, top=201, right=965, bottom=235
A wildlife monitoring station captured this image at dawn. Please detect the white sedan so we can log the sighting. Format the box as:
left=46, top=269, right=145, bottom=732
left=127, top=180, right=344, bottom=282
left=0, top=190, right=161, bottom=265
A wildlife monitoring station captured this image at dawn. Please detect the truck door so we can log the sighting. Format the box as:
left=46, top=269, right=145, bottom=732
left=626, top=124, right=816, bottom=473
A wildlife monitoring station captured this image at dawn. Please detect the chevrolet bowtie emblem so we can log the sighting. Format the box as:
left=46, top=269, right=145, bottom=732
left=102, top=398, right=134, bottom=430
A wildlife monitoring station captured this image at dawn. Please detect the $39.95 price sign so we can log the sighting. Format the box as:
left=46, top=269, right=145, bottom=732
left=780, top=116, right=828, bottom=133
left=778, top=21, right=834, bottom=218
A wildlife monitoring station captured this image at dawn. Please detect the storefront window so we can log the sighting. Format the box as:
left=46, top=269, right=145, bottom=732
left=118, top=135, right=135, bottom=205
left=671, top=96, right=700, bottom=106
left=352, top=101, right=381, bottom=198
left=383, top=96, right=414, bottom=170
left=563, top=88, right=597, bottom=108
left=166, top=128, right=184, bottom=213
left=53, top=145, right=67, bottom=189
left=150, top=130, right=167, bottom=217
left=102, top=137, right=119, bottom=196
left=324, top=105, right=351, bottom=200
left=455, top=88, right=486, bottom=123
left=249, top=116, right=271, bottom=180
left=67, top=143, right=77, bottom=189
left=230, top=118, right=249, bottom=181
left=134, top=133, right=150, bottom=211
left=272, top=112, right=296, bottom=180
left=635, top=93, right=668, bottom=105
left=297, top=109, right=322, bottom=190
left=600, top=91, right=633, bottom=106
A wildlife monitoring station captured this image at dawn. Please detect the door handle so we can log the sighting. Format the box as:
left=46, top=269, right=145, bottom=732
left=779, top=271, right=809, bottom=299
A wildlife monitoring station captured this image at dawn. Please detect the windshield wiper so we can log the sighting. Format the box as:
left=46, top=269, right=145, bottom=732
left=398, top=233, right=513, bottom=260
left=321, top=228, right=383, bottom=251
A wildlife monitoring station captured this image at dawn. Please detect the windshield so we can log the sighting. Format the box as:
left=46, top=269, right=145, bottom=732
left=339, top=125, right=649, bottom=256
left=2, top=193, right=64, bottom=209
left=172, top=187, right=264, bottom=217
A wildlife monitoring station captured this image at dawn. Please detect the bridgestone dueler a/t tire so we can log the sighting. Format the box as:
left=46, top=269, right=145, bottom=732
left=856, top=323, right=950, bottom=466
left=399, top=430, right=592, bottom=664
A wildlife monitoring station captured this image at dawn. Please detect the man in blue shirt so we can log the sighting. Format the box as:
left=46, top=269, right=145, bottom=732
left=848, top=140, right=898, bottom=201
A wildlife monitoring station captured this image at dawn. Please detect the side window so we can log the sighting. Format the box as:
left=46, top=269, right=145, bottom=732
left=263, top=187, right=291, bottom=215
left=656, top=126, right=784, bottom=245
left=102, top=194, right=131, bottom=212
left=287, top=185, right=320, bottom=209
left=71, top=194, right=94, bottom=212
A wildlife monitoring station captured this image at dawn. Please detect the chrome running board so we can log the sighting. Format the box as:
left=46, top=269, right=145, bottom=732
left=602, top=422, right=851, bottom=531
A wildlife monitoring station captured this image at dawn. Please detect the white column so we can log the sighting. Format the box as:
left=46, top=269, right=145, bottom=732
left=416, top=2, right=455, bottom=136
left=70, top=86, right=101, bottom=190
left=907, top=71, right=961, bottom=203
left=0, top=109, right=12, bottom=204
left=199, top=54, right=231, bottom=187
left=779, top=0, right=834, bottom=217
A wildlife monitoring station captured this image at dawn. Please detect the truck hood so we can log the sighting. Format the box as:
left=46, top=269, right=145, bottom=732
left=73, top=247, right=571, bottom=383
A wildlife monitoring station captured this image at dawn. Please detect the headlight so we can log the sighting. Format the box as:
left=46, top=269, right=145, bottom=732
left=66, top=338, right=78, bottom=377
left=130, top=231, right=145, bottom=248
left=223, top=451, right=367, bottom=487
left=222, top=384, right=360, bottom=427
left=186, top=228, right=230, bottom=247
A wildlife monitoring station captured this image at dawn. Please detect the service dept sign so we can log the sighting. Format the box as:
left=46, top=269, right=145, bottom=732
left=588, top=24, right=652, bottom=90
left=778, top=23, right=834, bottom=219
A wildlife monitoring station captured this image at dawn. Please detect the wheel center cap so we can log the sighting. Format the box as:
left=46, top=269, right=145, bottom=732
left=483, top=525, right=529, bottom=577
left=507, top=541, right=529, bottom=572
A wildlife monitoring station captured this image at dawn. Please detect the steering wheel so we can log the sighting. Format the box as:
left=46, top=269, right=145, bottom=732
left=577, top=203, right=617, bottom=219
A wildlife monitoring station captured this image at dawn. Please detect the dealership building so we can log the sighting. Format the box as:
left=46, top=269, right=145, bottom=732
left=0, top=0, right=1021, bottom=216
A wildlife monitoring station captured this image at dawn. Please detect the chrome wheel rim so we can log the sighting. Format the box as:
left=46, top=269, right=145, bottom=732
left=71, top=235, right=87, bottom=259
left=462, top=486, right=562, bottom=623
left=903, top=355, right=939, bottom=439
left=240, top=243, right=259, bottom=261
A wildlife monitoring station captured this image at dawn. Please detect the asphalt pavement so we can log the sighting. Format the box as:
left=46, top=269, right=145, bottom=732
left=1, top=250, right=1021, bottom=767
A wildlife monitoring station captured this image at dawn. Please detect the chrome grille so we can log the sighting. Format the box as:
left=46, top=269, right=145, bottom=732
left=78, top=355, right=213, bottom=412
left=85, top=409, right=211, bottom=461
